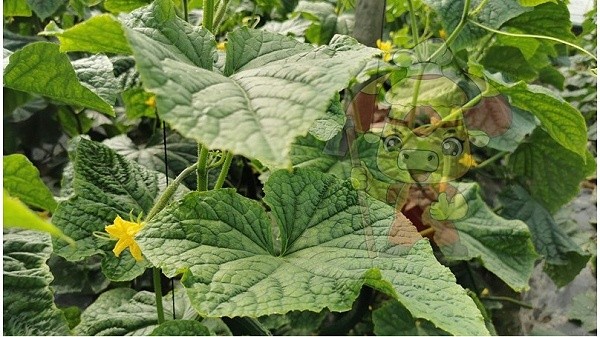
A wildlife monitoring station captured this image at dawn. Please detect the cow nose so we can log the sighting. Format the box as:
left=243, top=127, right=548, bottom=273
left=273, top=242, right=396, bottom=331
left=399, top=150, right=439, bottom=172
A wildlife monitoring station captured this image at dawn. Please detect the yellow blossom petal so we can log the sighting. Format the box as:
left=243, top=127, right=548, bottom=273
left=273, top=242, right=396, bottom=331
left=217, top=42, right=226, bottom=51
left=459, top=153, right=478, bottom=168
left=105, top=215, right=144, bottom=261
left=145, top=95, right=156, bottom=108
left=376, top=39, right=393, bottom=62
left=439, top=29, right=447, bottom=40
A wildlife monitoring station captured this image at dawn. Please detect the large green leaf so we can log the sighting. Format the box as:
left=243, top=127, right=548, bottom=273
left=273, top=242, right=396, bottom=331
left=137, top=169, right=490, bottom=335
left=422, top=0, right=530, bottom=51
left=122, top=0, right=216, bottom=71
left=499, top=185, right=590, bottom=287
left=480, top=46, right=538, bottom=81
left=3, top=230, right=70, bottom=336
left=422, top=182, right=537, bottom=291
left=3, top=42, right=114, bottom=116
left=76, top=288, right=197, bottom=335
left=26, top=0, right=67, bottom=20
left=372, top=300, right=449, bottom=335
left=508, top=128, right=594, bottom=213
left=290, top=133, right=351, bottom=178
left=4, top=154, right=57, bottom=212
left=124, top=0, right=379, bottom=168
left=55, top=14, right=132, bottom=54
left=486, top=74, right=587, bottom=159
left=51, top=138, right=186, bottom=280
left=504, top=2, right=575, bottom=42
left=486, top=107, right=537, bottom=152
left=72, top=54, right=120, bottom=105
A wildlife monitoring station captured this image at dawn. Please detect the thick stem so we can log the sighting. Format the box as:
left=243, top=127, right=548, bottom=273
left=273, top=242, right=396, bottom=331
left=153, top=267, right=165, bottom=324
left=203, top=0, right=215, bottom=33
left=182, top=0, right=188, bottom=22
left=196, top=146, right=209, bottom=192
left=407, top=0, right=421, bottom=48
left=213, top=0, right=230, bottom=32
left=146, top=163, right=199, bottom=221
left=214, top=151, right=234, bottom=190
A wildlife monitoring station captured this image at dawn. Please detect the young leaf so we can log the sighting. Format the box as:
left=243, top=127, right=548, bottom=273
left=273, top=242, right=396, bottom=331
left=509, top=128, right=594, bottom=213
left=137, top=169, right=490, bottom=336
left=55, top=14, right=132, bottom=54
left=3, top=42, right=115, bottom=116
left=76, top=288, right=196, bottom=335
left=422, top=182, right=538, bottom=292
left=123, top=0, right=379, bottom=168
left=4, top=154, right=57, bottom=212
left=486, top=74, right=587, bottom=159
left=4, top=190, right=74, bottom=244
left=51, top=138, right=186, bottom=280
left=499, top=185, right=590, bottom=287
left=3, top=230, right=71, bottom=336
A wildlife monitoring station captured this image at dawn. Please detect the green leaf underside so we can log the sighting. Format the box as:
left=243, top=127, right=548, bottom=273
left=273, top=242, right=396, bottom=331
left=372, top=299, right=449, bottom=335
left=72, top=54, right=120, bottom=105
left=57, top=14, right=132, bottom=54
left=76, top=288, right=197, bottom=335
left=3, top=230, right=70, bottom=336
left=500, top=185, right=589, bottom=286
left=567, top=291, right=597, bottom=332
left=424, top=183, right=537, bottom=292
left=487, top=74, right=587, bottom=159
left=51, top=138, right=185, bottom=280
left=422, top=0, right=531, bottom=51
left=486, top=107, right=537, bottom=152
left=150, top=320, right=210, bottom=336
left=509, top=128, right=592, bottom=213
left=137, top=169, right=489, bottom=335
left=4, top=154, right=57, bottom=212
left=124, top=0, right=379, bottom=168
left=3, top=42, right=114, bottom=116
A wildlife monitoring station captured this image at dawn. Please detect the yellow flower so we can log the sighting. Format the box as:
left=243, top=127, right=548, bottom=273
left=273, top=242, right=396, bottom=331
left=144, top=95, right=156, bottom=109
left=217, top=41, right=226, bottom=51
left=439, top=29, right=447, bottom=40
left=376, top=39, right=393, bottom=62
left=459, top=153, right=478, bottom=168
left=105, top=215, right=144, bottom=261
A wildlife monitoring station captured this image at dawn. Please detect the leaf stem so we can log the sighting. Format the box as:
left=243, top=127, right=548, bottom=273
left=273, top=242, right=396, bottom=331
left=468, top=0, right=489, bottom=17
left=197, top=146, right=209, bottom=191
left=428, top=0, right=471, bottom=61
left=474, top=151, right=508, bottom=170
left=146, top=162, right=199, bottom=221
left=213, top=0, right=230, bottom=32
left=483, top=295, right=533, bottom=309
left=153, top=267, right=165, bottom=324
left=469, top=19, right=598, bottom=61
left=214, top=151, right=234, bottom=189
left=407, top=0, right=421, bottom=48
left=203, top=0, right=215, bottom=33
